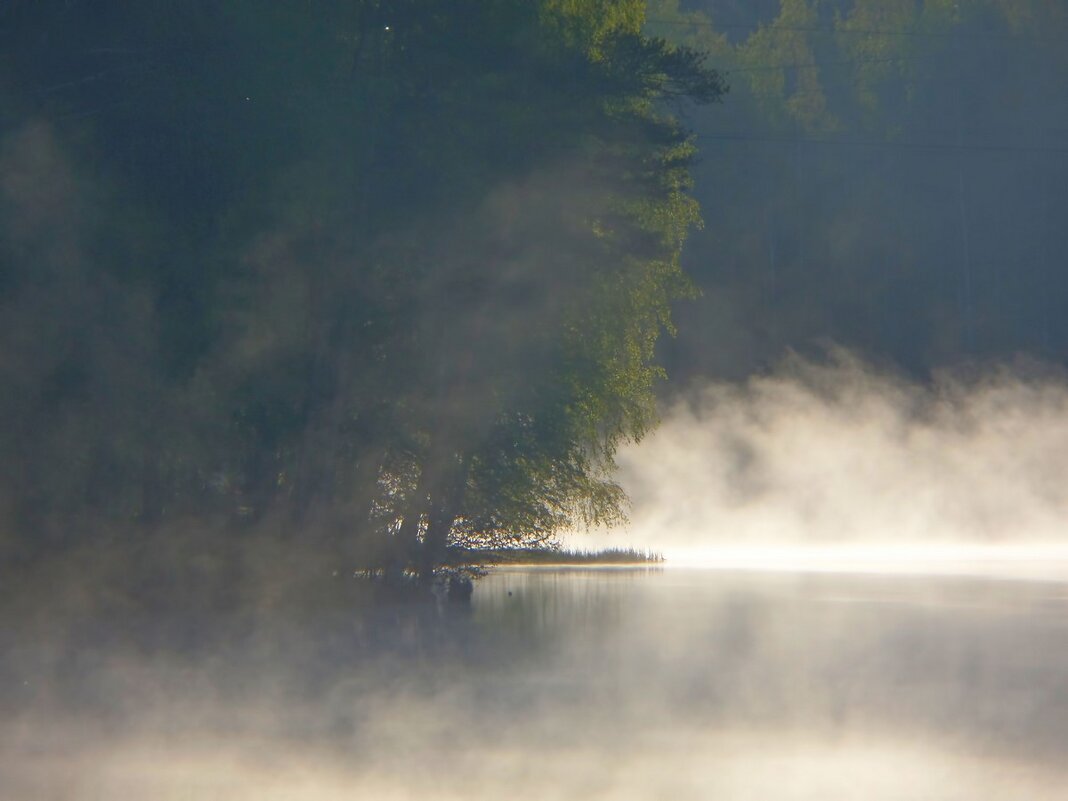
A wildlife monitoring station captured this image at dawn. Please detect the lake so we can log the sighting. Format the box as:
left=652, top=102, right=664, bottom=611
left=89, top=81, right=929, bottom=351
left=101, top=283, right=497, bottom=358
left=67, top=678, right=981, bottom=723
left=4, top=564, right=1068, bottom=799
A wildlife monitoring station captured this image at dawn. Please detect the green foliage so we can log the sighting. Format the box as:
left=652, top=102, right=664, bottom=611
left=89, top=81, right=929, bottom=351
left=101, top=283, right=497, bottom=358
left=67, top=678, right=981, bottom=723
left=646, top=0, right=1068, bottom=382
left=0, top=1, right=722, bottom=576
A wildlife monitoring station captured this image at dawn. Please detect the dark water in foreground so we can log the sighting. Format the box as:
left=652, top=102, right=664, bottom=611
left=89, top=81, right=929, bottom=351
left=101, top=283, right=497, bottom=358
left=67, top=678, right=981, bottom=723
left=5, top=565, right=1068, bottom=799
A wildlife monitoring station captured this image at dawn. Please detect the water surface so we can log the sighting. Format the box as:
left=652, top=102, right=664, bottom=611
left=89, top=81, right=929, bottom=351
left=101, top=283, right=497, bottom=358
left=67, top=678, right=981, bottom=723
left=5, top=565, right=1068, bottom=799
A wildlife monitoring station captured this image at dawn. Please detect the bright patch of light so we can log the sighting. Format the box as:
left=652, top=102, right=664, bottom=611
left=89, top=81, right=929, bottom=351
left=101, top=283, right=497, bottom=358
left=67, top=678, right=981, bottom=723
left=665, top=542, right=1068, bottom=580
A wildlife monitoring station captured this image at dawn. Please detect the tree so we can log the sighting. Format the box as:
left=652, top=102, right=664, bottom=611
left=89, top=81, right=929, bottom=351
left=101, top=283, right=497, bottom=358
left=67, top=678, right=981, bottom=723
left=647, top=0, right=1068, bottom=381
left=352, top=3, right=726, bottom=576
left=0, top=1, right=723, bottom=581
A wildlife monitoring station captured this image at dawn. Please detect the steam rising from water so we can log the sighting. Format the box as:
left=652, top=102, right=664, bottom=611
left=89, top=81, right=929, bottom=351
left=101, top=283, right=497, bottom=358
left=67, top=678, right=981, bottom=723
left=7, top=353, right=1068, bottom=799
left=6, top=568, right=1068, bottom=799
left=578, top=353, right=1068, bottom=563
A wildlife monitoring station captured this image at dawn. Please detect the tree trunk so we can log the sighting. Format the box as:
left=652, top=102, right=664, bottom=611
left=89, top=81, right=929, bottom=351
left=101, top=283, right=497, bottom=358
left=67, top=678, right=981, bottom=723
left=418, top=452, right=467, bottom=582
left=391, top=463, right=429, bottom=579
left=419, top=498, right=452, bottom=582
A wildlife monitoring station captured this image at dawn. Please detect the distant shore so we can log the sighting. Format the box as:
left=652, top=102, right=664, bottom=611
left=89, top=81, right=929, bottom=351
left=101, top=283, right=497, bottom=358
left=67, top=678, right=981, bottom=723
left=454, top=547, right=665, bottom=566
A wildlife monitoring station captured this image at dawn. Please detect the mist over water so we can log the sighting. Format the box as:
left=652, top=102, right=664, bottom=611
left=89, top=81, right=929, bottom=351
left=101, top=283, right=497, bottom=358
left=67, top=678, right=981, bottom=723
left=6, top=567, right=1068, bottom=799
left=570, top=353, right=1068, bottom=567
left=6, top=354, right=1068, bottom=798
left=7, top=354, right=1068, bottom=799
left=4, top=2, right=1068, bottom=797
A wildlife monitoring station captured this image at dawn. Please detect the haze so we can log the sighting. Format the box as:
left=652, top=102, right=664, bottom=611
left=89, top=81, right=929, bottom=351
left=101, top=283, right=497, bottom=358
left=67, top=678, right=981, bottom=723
left=571, top=352, right=1068, bottom=572
left=3, top=1, right=1068, bottom=799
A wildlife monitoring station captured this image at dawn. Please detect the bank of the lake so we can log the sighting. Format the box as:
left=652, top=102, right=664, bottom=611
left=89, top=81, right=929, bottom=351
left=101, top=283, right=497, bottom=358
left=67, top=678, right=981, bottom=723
left=455, top=546, right=664, bottom=567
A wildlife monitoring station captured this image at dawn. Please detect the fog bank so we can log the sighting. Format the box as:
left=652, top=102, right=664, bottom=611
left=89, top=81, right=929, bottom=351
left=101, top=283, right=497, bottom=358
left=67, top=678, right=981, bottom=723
left=578, top=353, right=1068, bottom=557
left=6, top=568, right=1068, bottom=799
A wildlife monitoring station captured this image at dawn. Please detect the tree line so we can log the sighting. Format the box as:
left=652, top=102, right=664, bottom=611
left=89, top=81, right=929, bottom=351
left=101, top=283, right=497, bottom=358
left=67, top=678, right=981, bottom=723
left=648, top=0, right=1068, bottom=382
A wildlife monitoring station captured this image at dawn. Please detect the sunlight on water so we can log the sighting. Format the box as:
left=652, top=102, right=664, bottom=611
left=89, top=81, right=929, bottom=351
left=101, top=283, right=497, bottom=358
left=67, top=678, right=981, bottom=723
left=6, top=732, right=1066, bottom=801
left=6, top=565, right=1068, bottom=800
left=664, top=543, right=1068, bottom=580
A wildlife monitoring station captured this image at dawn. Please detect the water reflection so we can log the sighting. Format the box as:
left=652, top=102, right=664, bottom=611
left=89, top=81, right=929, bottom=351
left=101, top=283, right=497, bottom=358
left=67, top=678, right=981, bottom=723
left=4, top=566, right=1068, bottom=799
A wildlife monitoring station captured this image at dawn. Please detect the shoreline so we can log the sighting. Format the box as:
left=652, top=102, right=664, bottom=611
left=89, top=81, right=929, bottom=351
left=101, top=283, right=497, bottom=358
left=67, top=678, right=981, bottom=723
left=453, top=546, right=665, bottom=567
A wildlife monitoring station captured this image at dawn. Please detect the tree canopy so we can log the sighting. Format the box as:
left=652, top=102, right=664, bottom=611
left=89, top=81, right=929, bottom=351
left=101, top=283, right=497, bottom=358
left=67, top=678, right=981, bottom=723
left=0, top=1, right=723, bottom=578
